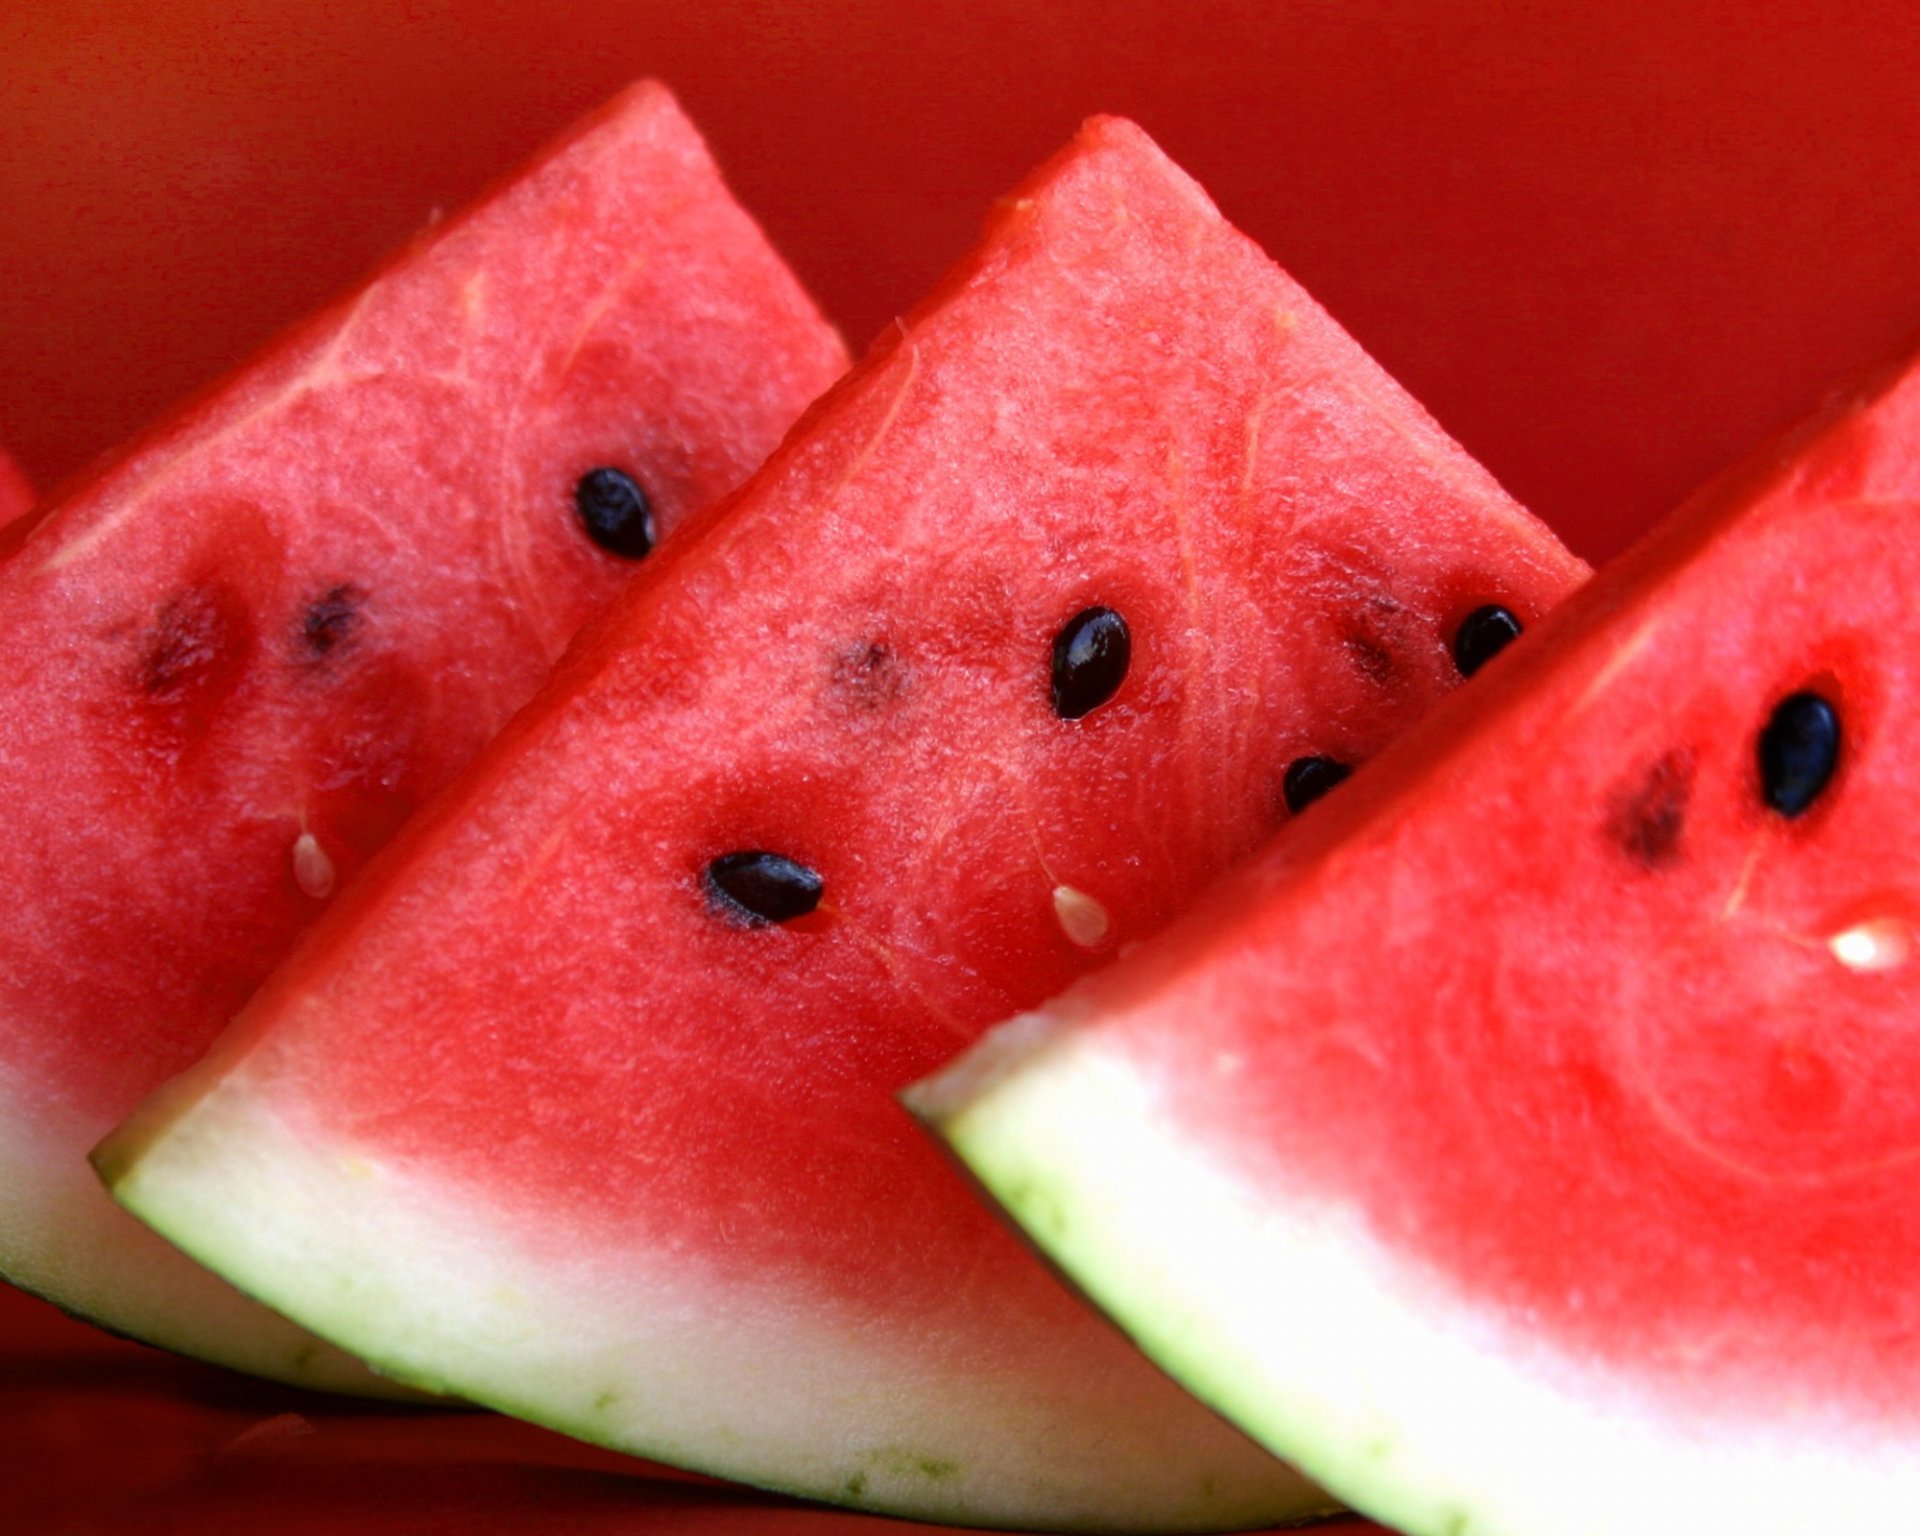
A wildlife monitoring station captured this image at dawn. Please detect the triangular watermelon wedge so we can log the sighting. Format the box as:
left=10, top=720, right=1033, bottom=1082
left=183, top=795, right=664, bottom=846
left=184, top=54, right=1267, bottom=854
left=98, top=119, right=1585, bottom=1526
left=0, top=80, right=847, bottom=1391
left=912, top=347, right=1920, bottom=1535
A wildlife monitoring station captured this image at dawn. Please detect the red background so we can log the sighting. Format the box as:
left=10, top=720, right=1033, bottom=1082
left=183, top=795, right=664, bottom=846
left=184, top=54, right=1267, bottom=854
left=7, top=1, right=1920, bottom=564
left=3, top=0, right=1917, bottom=1525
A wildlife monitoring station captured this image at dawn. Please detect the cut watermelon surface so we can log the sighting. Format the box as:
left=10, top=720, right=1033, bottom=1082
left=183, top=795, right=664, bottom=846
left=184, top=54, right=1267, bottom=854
left=0, top=79, right=847, bottom=1392
left=99, top=118, right=1586, bottom=1527
left=913, top=347, right=1920, bottom=1536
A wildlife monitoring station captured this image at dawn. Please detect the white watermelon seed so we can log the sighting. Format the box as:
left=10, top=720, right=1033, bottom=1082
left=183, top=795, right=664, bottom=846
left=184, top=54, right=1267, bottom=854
left=1828, top=917, right=1910, bottom=973
left=293, top=831, right=336, bottom=900
left=1052, top=884, right=1111, bottom=948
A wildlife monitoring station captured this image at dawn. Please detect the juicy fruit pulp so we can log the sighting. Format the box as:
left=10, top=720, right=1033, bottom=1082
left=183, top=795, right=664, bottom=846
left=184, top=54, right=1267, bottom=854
left=101, top=119, right=1585, bottom=1526
left=0, top=79, right=846, bottom=1389
left=914, top=348, right=1920, bottom=1536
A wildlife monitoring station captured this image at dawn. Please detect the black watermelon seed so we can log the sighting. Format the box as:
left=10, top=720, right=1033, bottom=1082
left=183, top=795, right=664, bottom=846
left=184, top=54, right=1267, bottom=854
left=575, top=467, right=656, bottom=560
left=1452, top=605, right=1523, bottom=678
left=705, top=851, right=824, bottom=927
left=1282, top=756, right=1352, bottom=814
left=1051, top=606, right=1131, bottom=720
left=1759, top=692, right=1841, bottom=818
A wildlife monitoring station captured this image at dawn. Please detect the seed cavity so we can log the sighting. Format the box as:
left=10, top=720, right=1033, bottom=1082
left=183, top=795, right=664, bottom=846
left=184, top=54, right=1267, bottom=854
left=1051, top=606, right=1130, bottom=720
left=1605, top=748, right=1695, bottom=869
left=298, top=585, right=363, bottom=660
left=1052, top=885, right=1111, bottom=948
left=1829, top=917, right=1911, bottom=974
left=132, top=582, right=257, bottom=762
left=292, top=831, right=336, bottom=899
left=1343, top=633, right=1397, bottom=686
left=575, top=466, right=656, bottom=560
left=139, top=584, right=251, bottom=702
left=830, top=638, right=906, bottom=712
left=1759, top=692, right=1840, bottom=818
left=705, top=850, right=823, bottom=927
left=1452, top=605, right=1522, bottom=678
left=1282, top=756, right=1352, bottom=815
left=1340, top=591, right=1411, bottom=688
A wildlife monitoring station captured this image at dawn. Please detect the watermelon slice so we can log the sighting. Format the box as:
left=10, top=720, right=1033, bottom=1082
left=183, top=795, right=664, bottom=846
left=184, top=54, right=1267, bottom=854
left=0, top=80, right=847, bottom=1391
left=98, top=118, right=1586, bottom=1526
left=911, top=347, right=1920, bottom=1535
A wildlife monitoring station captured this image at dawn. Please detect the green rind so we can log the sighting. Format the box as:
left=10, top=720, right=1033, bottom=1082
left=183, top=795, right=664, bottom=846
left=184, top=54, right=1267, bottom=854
left=915, top=1009, right=1917, bottom=1536
left=919, top=1033, right=1419, bottom=1524
left=102, top=1073, right=1330, bottom=1532
left=1, top=1066, right=408, bottom=1396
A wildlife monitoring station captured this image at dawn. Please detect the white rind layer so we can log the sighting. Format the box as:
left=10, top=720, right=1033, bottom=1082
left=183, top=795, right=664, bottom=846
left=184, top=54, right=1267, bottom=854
left=104, top=1069, right=1330, bottom=1532
left=0, top=1061, right=396, bottom=1393
left=919, top=1009, right=1920, bottom=1536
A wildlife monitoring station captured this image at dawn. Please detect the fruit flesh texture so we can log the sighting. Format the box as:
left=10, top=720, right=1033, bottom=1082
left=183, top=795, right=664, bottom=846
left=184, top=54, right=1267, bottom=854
left=916, top=349, right=1920, bottom=1536
left=102, top=118, right=1585, bottom=1526
left=0, top=78, right=847, bottom=1388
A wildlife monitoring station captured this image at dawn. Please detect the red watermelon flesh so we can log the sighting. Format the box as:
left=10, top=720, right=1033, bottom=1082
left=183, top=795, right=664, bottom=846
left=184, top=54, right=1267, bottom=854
left=0, top=79, right=847, bottom=1391
left=914, top=347, right=1920, bottom=1536
left=99, top=118, right=1586, bottom=1528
